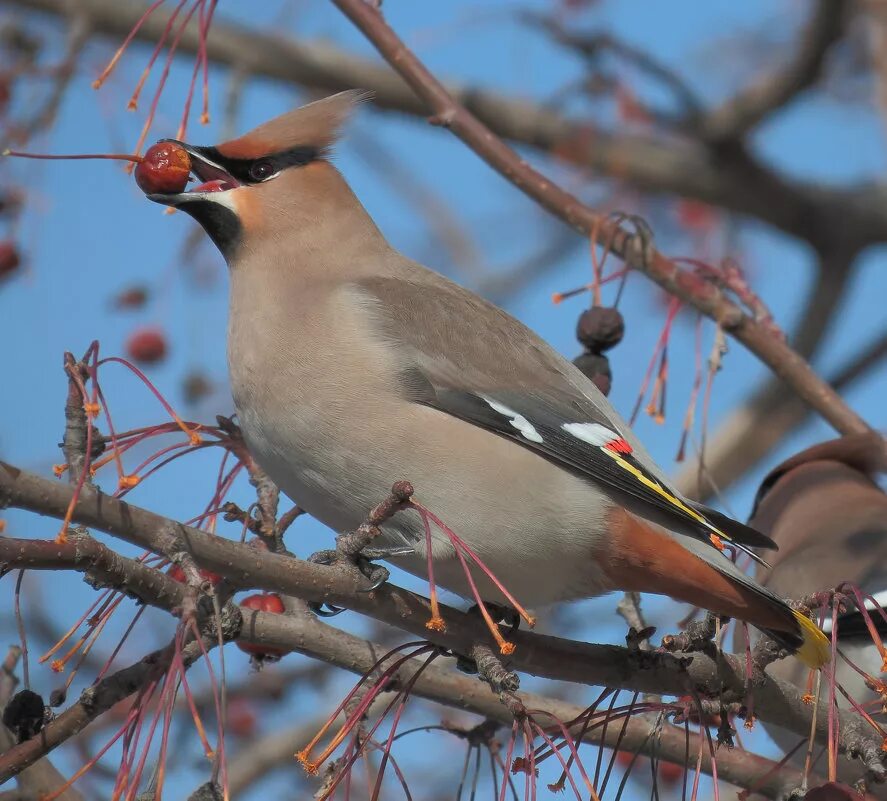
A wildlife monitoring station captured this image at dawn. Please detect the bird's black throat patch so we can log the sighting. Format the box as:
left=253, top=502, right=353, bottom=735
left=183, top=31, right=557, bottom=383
left=179, top=200, right=242, bottom=261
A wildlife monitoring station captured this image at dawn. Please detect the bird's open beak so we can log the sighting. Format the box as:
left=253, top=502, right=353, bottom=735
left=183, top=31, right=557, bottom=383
left=147, top=140, right=241, bottom=207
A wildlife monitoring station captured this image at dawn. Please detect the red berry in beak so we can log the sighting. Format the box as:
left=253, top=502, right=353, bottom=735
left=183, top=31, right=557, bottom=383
left=135, top=141, right=191, bottom=195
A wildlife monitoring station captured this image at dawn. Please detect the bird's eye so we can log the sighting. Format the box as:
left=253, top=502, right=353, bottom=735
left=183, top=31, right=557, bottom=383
left=248, top=160, right=275, bottom=182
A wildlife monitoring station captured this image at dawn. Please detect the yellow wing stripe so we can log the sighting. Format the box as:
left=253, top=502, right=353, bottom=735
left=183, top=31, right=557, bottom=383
left=600, top=448, right=731, bottom=541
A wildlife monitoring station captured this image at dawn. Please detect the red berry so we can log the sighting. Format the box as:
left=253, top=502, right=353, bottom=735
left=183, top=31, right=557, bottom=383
left=240, top=593, right=285, bottom=614
left=658, top=760, right=683, bottom=785
left=113, top=285, right=149, bottom=310
left=676, top=199, right=717, bottom=232
left=615, top=750, right=635, bottom=768
left=237, top=593, right=286, bottom=659
left=166, top=564, right=222, bottom=586
left=126, top=327, right=167, bottom=364
left=227, top=697, right=257, bottom=738
left=0, top=240, right=21, bottom=280
left=0, top=74, right=12, bottom=114
left=135, top=141, right=191, bottom=195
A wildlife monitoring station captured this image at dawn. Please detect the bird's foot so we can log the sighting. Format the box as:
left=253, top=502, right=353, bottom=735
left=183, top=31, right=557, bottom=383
left=306, top=549, right=346, bottom=617
left=306, top=544, right=416, bottom=617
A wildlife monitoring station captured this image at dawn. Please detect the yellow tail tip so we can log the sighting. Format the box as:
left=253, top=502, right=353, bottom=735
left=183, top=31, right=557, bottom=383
left=792, top=609, right=830, bottom=669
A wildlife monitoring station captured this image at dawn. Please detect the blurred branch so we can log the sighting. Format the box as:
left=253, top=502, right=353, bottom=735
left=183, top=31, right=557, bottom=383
left=474, top=225, right=581, bottom=303
left=702, top=0, right=852, bottom=141
left=526, top=13, right=703, bottom=119
left=328, top=0, right=869, bottom=437
left=1, top=461, right=883, bottom=769
left=675, top=252, right=883, bottom=502
left=6, top=0, right=887, bottom=252
left=677, top=324, right=887, bottom=502
left=9, top=12, right=88, bottom=145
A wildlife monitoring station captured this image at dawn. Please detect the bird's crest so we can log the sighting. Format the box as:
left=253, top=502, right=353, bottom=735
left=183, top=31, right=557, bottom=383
left=216, top=89, right=372, bottom=160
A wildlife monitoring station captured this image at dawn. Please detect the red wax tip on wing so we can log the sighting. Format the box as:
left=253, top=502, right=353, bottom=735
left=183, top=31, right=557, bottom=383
left=604, top=438, right=633, bottom=454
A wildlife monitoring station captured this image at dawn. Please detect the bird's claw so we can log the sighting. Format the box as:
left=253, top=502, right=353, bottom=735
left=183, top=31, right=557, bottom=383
left=356, top=565, right=389, bottom=592
left=308, top=601, right=345, bottom=618
left=361, top=545, right=415, bottom=560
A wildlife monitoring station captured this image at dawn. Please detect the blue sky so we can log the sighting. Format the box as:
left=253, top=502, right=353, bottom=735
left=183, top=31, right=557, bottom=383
left=1, top=1, right=885, bottom=798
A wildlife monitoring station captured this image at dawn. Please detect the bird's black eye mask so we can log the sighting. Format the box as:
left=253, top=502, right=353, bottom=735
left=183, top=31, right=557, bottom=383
left=188, top=144, right=321, bottom=185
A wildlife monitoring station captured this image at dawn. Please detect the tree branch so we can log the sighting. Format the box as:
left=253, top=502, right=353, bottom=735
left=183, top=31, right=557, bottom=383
left=1, top=460, right=883, bottom=776
left=0, top=648, right=84, bottom=801
left=6, top=0, right=887, bottom=251
left=676, top=266, right=887, bottom=502
left=702, top=0, right=851, bottom=141
left=327, top=0, right=869, bottom=438
left=247, top=608, right=853, bottom=801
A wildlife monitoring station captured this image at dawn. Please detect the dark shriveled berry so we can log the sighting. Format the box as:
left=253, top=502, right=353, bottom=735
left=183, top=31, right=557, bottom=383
left=573, top=351, right=612, bottom=396
left=576, top=306, right=624, bottom=352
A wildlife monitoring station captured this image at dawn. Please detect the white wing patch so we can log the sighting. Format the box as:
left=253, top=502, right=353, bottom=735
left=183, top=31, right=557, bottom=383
left=482, top=397, right=544, bottom=443
left=562, top=422, right=619, bottom=447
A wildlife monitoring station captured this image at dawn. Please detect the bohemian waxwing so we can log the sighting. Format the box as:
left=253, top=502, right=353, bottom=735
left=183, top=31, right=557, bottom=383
left=736, top=434, right=887, bottom=769
left=147, top=90, right=828, bottom=668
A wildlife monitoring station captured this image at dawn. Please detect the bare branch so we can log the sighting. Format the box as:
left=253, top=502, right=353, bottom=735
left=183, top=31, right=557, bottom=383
left=328, top=0, right=869, bottom=438
left=0, top=460, right=882, bottom=768
left=702, top=0, right=851, bottom=141
left=0, top=648, right=84, bottom=801
left=6, top=0, right=887, bottom=251
left=527, top=13, right=703, bottom=119
left=240, top=608, right=855, bottom=800
left=676, top=258, right=885, bottom=501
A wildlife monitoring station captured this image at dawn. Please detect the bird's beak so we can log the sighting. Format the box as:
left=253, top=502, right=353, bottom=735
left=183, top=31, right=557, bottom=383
left=147, top=139, right=241, bottom=207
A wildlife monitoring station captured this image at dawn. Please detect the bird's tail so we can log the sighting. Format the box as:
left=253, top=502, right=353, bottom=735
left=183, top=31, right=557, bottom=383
left=760, top=609, right=830, bottom=669
left=689, top=536, right=830, bottom=669
left=608, top=511, right=830, bottom=668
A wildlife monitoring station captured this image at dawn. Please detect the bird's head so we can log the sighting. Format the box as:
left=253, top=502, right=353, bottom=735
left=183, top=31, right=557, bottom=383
left=147, top=89, right=371, bottom=259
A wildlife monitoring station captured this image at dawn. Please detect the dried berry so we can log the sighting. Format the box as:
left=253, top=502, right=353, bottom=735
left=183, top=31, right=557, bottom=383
left=126, top=326, right=167, bottom=364
left=576, top=306, right=624, bottom=352
left=135, top=141, right=191, bottom=195
left=183, top=370, right=213, bottom=404
left=2, top=689, right=46, bottom=742
left=0, top=239, right=21, bottom=280
left=573, top=352, right=611, bottom=396
left=238, top=593, right=287, bottom=660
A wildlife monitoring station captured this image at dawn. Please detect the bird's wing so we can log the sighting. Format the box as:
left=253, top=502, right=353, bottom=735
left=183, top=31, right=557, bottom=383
left=352, top=273, right=776, bottom=560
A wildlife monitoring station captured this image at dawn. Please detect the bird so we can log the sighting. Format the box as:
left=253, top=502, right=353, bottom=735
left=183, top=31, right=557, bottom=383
left=735, top=434, right=887, bottom=766
left=145, top=90, right=828, bottom=668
